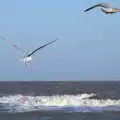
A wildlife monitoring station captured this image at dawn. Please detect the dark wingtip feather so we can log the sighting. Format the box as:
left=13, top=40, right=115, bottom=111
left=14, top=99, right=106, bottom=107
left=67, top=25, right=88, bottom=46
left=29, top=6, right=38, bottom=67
left=83, top=3, right=109, bottom=13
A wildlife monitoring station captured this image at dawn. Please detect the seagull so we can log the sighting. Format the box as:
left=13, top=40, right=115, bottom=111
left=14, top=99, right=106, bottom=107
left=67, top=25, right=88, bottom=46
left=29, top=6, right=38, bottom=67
left=84, top=3, right=120, bottom=14
left=0, top=36, right=57, bottom=64
left=20, top=39, right=57, bottom=64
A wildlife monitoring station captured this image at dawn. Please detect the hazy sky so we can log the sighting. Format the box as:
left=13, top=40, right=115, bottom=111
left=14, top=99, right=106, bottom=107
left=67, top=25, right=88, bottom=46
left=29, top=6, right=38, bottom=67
left=0, top=0, right=120, bottom=80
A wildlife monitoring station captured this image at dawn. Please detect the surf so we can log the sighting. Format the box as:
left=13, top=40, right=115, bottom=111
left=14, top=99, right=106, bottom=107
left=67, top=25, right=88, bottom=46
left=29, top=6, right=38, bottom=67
left=0, top=93, right=120, bottom=113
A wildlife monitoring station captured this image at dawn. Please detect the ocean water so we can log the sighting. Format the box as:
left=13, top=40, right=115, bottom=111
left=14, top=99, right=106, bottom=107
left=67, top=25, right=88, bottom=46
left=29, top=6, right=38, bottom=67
left=0, top=81, right=120, bottom=120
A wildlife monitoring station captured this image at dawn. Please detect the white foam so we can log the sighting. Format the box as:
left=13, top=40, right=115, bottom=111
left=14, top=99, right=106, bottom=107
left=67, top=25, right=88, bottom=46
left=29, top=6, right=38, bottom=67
left=0, top=93, right=120, bottom=113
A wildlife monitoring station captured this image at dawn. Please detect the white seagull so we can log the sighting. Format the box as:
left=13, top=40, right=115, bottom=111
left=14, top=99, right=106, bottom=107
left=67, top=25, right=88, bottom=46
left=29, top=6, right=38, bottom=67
left=0, top=36, right=57, bottom=64
left=84, top=3, right=120, bottom=14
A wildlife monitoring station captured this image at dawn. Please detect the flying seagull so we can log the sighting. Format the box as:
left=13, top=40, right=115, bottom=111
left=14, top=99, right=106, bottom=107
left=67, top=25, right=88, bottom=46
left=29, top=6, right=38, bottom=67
left=0, top=36, right=57, bottom=64
left=20, top=39, right=57, bottom=63
left=84, top=3, right=120, bottom=14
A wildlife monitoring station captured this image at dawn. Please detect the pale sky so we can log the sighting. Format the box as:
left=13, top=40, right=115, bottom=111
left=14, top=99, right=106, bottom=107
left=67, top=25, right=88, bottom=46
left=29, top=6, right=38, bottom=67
left=0, top=0, right=120, bottom=80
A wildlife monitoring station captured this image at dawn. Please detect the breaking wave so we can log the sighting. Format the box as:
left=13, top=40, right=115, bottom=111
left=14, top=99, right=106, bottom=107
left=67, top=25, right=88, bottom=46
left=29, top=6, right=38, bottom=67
left=0, top=93, right=120, bottom=113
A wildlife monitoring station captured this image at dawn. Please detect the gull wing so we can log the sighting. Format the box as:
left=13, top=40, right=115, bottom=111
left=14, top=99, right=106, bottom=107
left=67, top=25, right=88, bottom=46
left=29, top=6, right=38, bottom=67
left=84, top=3, right=110, bottom=12
left=0, top=36, right=25, bottom=53
left=27, top=38, right=58, bottom=57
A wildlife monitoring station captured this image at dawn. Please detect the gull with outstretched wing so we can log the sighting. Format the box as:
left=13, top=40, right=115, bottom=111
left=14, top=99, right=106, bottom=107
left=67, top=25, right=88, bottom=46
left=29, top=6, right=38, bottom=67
left=0, top=36, right=57, bottom=64
left=84, top=3, right=120, bottom=14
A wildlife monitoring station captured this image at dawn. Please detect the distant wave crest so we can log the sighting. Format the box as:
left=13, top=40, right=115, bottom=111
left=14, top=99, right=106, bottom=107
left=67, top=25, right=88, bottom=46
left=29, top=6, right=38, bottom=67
left=0, top=93, right=120, bottom=113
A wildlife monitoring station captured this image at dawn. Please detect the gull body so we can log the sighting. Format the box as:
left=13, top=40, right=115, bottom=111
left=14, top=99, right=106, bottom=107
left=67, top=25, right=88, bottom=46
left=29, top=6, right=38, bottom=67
left=20, top=56, right=32, bottom=63
left=84, top=3, right=120, bottom=14
left=101, top=8, right=120, bottom=14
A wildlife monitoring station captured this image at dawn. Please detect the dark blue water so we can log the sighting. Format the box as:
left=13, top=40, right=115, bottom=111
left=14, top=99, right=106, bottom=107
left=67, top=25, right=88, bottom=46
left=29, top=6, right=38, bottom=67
left=0, top=81, right=120, bottom=120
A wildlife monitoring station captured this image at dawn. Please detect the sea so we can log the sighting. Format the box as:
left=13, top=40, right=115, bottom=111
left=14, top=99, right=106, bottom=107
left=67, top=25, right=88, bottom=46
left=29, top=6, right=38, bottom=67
left=0, top=81, right=120, bottom=120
